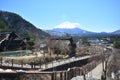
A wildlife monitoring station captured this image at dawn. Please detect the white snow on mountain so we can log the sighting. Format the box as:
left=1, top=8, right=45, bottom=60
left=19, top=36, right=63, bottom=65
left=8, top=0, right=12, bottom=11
left=54, top=21, right=80, bottom=29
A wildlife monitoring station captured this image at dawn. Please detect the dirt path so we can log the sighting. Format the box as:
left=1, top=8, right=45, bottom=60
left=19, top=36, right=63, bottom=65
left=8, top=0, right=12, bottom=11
left=86, top=63, right=103, bottom=79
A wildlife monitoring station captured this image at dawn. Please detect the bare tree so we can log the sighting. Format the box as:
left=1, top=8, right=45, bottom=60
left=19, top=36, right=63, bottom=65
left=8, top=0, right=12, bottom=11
left=58, top=40, right=69, bottom=55
left=46, top=37, right=70, bottom=56
left=46, top=37, right=58, bottom=55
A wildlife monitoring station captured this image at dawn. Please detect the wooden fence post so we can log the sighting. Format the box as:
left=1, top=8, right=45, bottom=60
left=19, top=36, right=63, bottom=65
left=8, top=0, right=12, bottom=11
left=21, top=60, right=23, bottom=68
left=11, top=59, right=13, bottom=67
left=64, top=71, right=67, bottom=80
left=0, top=57, right=2, bottom=66
left=51, top=72, right=54, bottom=80
left=39, top=59, right=41, bottom=68
left=51, top=72, right=57, bottom=80
left=60, top=72, right=63, bottom=80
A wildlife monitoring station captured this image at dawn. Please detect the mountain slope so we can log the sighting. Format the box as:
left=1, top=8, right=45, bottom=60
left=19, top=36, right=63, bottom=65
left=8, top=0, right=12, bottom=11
left=112, top=29, right=120, bottom=34
left=47, top=21, right=120, bottom=37
left=46, top=30, right=69, bottom=37
left=47, top=27, right=95, bottom=37
left=0, top=11, right=50, bottom=40
left=47, top=27, right=120, bottom=38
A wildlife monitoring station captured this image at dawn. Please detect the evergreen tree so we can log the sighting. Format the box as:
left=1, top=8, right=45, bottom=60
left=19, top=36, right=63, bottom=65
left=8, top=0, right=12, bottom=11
left=114, top=38, right=120, bottom=49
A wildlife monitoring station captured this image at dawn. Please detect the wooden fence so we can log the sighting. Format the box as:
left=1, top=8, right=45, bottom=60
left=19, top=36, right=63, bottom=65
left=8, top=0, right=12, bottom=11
left=0, top=60, right=100, bottom=80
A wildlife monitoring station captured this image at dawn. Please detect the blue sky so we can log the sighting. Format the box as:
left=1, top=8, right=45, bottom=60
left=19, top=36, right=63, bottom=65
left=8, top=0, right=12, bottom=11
left=0, top=0, right=120, bottom=32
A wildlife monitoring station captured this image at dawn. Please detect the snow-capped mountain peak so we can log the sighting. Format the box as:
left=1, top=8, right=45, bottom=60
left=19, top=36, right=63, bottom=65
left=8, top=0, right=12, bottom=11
left=54, top=21, right=79, bottom=29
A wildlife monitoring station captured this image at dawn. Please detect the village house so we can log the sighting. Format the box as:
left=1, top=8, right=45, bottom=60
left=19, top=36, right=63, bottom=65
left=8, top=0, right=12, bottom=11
left=0, top=32, right=34, bottom=52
